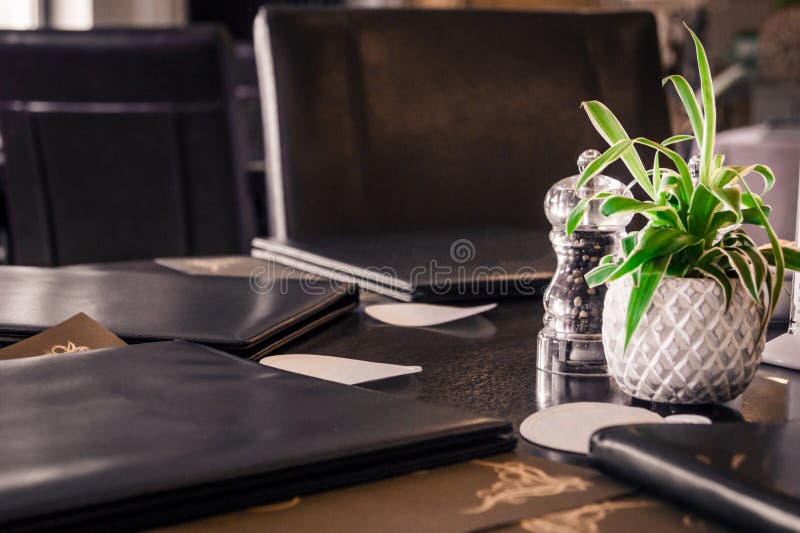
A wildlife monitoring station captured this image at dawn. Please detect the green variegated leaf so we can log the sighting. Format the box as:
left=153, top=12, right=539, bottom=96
left=656, top=175, right=681, bottom=205
left=695, top=264, right=733, bottom=310
left=722, top=229, right=757, bottom=249
left=620, top=233, right=640, bottom=286
left=686, top=24, right=716, bottom=184
left=720, top=248, right=760, bottom=305
left=692, top=252, right=733, bottom=310
left=621, top=233, right=637, bottom=257
left=742, top=206, right=771, bottom=224
left=759, top=243, right=800, bottom=271
left=727, top=164, right=776, bottom=194
left=752, top=164, right=775, bottom=193
left=716, top=165, right=775, bottom=195
left=598, top=196, right=685, bottom=231
left=633, top=137, right=693, bottom=205
left=740, top=247, right=768, bottom=295
left=574, top=139, right=634, bottom=190
left=687, top=184, right=720, bottom=236
left=662, top=74, right=704, bottom=147
left=712, top=167, right=738, bottom=188
left=708, top=211, right=737, bottom=234
left=652, top=151, right=662, bottom=196
left=600, top=197, right=667, bottom=216
left=599, top=254, right=617, bottom=265
left=581, top=101, right=655, bottom=199
left=585, top=263, right=618, bottom=287
left=606, top=226, right=703, bottom=283
left=711, top=186, right=742, bottom=223
left=662, top=134, right=695, bottom=146
left=623, top=255, right=670, bottom=352
left=741, top=190, right=765, bottom=209
left=565, top=191, right=614, bottom=235
left=649, top=209, right=685, bottom=230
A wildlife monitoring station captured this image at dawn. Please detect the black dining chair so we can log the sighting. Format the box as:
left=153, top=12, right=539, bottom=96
left=0, top=26, right=256, bottom=266
left=254, top=7, right=671, bottom=240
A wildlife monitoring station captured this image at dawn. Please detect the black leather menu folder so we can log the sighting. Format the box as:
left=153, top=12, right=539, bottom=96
left=0, top=266, right=357, bottom=359
left=252, top=228, right=555, bottom=302
left=0, top=341, right=515, bottom=531
left=589, top=423, right=800, bottom=533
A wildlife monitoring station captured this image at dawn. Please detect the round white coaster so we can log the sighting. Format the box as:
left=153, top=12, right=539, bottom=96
left=520, top=402, right=664, bottom=454
left=663, top=414, right=712, bottom=424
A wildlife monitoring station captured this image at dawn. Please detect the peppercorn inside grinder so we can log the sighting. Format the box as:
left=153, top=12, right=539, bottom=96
left=536, top=150, right=632, bottom=376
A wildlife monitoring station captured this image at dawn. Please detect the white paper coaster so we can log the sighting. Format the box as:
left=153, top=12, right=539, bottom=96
left=259, top=354, right=421, bottom=385
left=364, top=303, right=497, bottom=327
left=663, top=414, right=712, bottom=424
left=520, top=402, right=664, bottom=454
left=763, top=333, right=800, bottom=371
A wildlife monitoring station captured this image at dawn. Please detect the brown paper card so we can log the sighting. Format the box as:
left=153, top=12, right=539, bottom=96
left=157, top=453, right=635, bottom=533
left=495, top=495, right=731, bottom=533
left=0, top=312, right=126, bottom=360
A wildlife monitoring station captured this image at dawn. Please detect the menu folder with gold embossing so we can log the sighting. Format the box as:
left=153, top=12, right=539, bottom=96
left=0, top=341, right=514, bottom=531
left=0, top=265, right=357, bottom=360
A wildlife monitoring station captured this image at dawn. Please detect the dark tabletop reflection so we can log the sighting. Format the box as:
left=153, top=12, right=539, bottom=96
left=535, top=371, right=625, bottom=410
left=280, top=293, right=800, bottom=463
left=420, top=315, right=498, bottom=340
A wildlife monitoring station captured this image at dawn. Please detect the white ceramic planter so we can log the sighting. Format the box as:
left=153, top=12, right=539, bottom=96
left=603, top=276, right=765, bottom=404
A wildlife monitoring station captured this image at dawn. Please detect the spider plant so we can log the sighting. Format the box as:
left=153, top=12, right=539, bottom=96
left=567, top=24, right=800, bottom=352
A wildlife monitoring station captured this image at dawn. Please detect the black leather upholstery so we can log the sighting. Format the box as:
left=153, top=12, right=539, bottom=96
left=0, top=27, right=256, bottom=265
left=255, top=8, right=670, bottom=240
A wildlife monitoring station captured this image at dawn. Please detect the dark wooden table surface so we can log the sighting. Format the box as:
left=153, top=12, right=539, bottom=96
left=57, top=258, right=800, bottom=533
left=70, top=259, right=800, bottom=466
left=279, top=291, right=798, bottom=464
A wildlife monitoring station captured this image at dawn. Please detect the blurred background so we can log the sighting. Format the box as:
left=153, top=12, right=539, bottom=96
left=0, top=0, right=797, bottom=269
left=1, top=0, right=797, bottom=131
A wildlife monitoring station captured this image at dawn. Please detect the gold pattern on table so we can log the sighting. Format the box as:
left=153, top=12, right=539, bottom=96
left=462, top=460, right=592, bottom=514
left=520, top=500, right=653, bottom=533
left=48, top=341, right=90, bottom=355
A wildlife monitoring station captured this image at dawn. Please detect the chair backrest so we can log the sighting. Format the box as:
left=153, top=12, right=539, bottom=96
left=0, top=26, right=255, bottom=266
left=254, top=7, right=670, bottom=240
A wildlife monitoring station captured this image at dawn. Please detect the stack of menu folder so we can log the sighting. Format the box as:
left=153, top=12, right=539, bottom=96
left=0, top=341, right=514, bottom=531
left=0, top=266, right=357, bottom=359
left=252, top=228, right=555, bottom=301
left=590, top=423, right=800, bottom=532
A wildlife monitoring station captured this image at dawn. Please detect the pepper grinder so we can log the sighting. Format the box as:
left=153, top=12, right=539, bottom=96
left=536, top=149, right=632, bottom=376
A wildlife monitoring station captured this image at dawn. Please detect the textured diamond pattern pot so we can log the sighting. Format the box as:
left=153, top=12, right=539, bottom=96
left=603, top=276, right=765, bottom=404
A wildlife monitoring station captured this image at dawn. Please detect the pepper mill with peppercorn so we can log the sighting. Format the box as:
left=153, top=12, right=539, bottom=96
left=536, top=149, right=632, bottom=376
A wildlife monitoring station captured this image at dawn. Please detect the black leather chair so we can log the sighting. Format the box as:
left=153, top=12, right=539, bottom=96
left=254, top=8, right=671, bottom=240
left=0, top=26, right=256, bottom=266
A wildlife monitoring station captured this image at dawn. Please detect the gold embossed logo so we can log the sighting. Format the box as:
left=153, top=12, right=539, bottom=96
left=462, top=460, right=592, bottom=514
left=48, top=341, right=90, bottom=355
left=520, top=500, right=653, bottom=533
